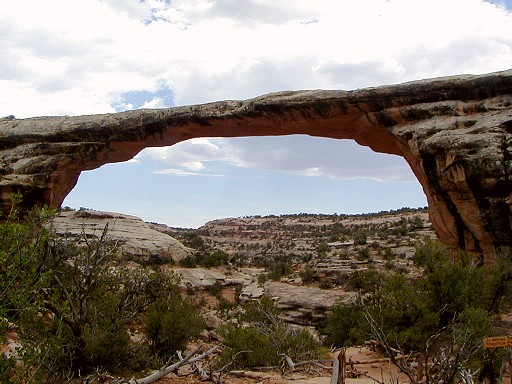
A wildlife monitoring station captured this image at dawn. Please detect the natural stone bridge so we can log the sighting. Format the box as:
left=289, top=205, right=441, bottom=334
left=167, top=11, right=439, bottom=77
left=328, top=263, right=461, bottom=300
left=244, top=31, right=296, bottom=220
left=0, top=70, right=511, bottom=264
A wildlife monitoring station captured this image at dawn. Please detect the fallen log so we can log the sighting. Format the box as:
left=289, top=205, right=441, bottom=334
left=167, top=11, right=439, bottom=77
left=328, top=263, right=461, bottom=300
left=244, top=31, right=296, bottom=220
left=124, top=345, right=222, bottom=384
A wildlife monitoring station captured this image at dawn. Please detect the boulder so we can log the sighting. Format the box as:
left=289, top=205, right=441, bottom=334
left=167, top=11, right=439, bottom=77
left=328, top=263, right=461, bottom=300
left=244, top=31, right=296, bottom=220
left=51, top=210, right=192, bottom=262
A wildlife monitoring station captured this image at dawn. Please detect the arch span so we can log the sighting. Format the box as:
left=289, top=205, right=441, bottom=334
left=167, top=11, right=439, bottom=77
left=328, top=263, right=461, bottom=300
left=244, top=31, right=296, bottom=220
left=1, top=70, right=511, bottom=263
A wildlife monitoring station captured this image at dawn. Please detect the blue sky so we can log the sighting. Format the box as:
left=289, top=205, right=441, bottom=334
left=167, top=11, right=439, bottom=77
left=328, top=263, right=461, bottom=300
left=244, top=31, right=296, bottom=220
left=1, top=0, right=511, bottom=227
left=68, top=138, right=428, bottom=227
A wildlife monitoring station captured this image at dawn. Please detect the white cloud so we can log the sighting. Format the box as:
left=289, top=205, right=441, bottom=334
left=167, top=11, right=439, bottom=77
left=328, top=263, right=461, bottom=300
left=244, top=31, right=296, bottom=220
left=141, top=97, right=167, bottom=108
left=193, top=0, right=309, bottom=25
left=313, top=59, right=407, bottom=90
left=143, top=138, right=221, bottom=163
left=2, top=0, right=511, bottom=118
left=140, top=135, right=416, bottom=182
left=153, top=168, right=225, bottom=176
left=183, top=161, right=205, bottom=171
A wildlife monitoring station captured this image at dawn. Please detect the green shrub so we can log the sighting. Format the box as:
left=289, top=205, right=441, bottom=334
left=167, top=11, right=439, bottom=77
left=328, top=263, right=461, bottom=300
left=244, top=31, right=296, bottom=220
left=217, top=296, right=235, bottom=314
left=317, top=241, right=330, bottom=253
left=324, top=239, right=512, bottom=382
left=324, top=302, right=368, bottom=347
left=218, top=297, right=320, bottom=369
left=217, top=325, right=274, bottom=368
left=257, top=273, right=268, bottom=285
left=218, top=322, right=320, bottom=370
left=145, top=290, right=205, bottom=359
left=181, top=232, right=205, bottom=249
left=179, top=249, right=229, bottom=268
left=319, top=277, right=333, bottom=289
left=241, top=296, right=280, bottom=324
left=382, top=247, right=395, bottom=260
left=0, top=203, right=188, bottom=381
left=409, top=215, right=424, bottom=231
left=84, top=316, right=131, bottom=370
left=0, top=354, right=17, bottom=384
left=179, top=254, right=197, bottom=267
left=299, top=265, right=316, bottom=283
left=353, top=230, right=367, bottom=245
left=266, top=262, right=292, bottom=281
left=206, top=281, right=223, bottom=297
left=347, top=268, right=386, bottom=294
left=203, top=249, right=229, bottom=268
left=356, top=246, right=371, bottom=260
left=413, top=237, right=448, bottom=267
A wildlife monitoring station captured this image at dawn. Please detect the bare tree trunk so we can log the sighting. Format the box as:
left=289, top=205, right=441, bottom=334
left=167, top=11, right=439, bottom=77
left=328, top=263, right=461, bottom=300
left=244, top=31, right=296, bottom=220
left=330, top=357, right=340, bottom=384
left=330, top=349, right=345, bottom=384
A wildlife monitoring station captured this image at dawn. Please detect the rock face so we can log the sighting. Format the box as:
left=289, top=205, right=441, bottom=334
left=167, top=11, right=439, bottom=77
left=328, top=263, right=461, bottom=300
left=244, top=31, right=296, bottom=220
left=264, top=281, right=356, bottom=326
left=0, top=70, right=511, bottom=263
left=170, top=267, right=250, bottom=288
left=52, top=210, right=192, bottom=262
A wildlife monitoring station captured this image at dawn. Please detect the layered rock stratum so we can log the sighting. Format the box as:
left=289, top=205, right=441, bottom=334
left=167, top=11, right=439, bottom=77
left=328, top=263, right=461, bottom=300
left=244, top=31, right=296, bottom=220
left=52, top=210, right=192, bottom=262
left=1, top=70, right=511, bottom=263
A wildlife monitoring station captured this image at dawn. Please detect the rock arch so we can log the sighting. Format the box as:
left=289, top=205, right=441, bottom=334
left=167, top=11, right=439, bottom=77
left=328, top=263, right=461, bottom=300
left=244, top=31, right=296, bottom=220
left=1, top=70, right=511, bottom=263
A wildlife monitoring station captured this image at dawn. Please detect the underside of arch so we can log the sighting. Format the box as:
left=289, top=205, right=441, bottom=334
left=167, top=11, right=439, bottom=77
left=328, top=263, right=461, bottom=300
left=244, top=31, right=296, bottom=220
left=0, top=69, right=511, bottom=264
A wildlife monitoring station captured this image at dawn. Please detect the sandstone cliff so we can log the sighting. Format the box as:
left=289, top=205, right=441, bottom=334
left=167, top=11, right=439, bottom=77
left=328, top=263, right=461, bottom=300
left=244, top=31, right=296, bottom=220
left=1, top=70, right=511, bottom=263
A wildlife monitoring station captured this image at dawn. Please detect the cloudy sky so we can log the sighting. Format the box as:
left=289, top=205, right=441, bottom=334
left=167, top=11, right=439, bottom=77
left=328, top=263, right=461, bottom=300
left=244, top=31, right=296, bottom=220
left=1, top=0, right=511, bottom=227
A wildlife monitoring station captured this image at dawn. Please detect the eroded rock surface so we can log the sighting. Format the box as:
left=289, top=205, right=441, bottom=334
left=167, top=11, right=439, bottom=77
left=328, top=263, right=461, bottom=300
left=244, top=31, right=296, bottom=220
left=264, top=281, right=356, bottom=326
left=1, top=70, right=511, bottom=263
left=52, top=210, right=192, bottom=262
left=170, top=267, right=250, bottom=288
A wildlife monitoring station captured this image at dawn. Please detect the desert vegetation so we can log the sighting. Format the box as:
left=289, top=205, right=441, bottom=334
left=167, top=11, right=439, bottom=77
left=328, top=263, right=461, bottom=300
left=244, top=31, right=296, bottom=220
left=217, top=296, right=322, bottom=370
left=0, top=200, right=324, bottom=383
left=2, top=200, right=512, bottom=384
left=168, top=207, right=432, bottom=286
left=324, top=240, right=512, bottom=383
left=0, top=199, right=208, bottom=383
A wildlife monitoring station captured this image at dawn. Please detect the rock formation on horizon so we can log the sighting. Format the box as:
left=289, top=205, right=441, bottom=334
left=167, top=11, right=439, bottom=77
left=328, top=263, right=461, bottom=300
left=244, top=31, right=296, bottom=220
left=0, top=70, right=511, bottom=264
left=52, top=209, right=192, bottom=262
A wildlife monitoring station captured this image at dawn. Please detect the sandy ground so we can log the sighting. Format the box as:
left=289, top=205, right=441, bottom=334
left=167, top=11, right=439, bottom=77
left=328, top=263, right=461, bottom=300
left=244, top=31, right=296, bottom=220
left=155, top=347, right=407, bottom=384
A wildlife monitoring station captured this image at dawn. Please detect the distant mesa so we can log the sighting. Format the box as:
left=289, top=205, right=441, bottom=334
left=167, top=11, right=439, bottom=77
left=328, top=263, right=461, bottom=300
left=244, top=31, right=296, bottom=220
left=0, top=69, right=511, bottom=264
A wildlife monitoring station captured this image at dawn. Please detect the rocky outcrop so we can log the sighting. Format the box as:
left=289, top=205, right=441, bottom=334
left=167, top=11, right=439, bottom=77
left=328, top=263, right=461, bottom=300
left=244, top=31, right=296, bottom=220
left=264, top=282, right=356, bottom=326
left=166, top=267, right=355, bottom=326
left=170, top=267, right=253, bottom=288
left=1, top=70, right=511, bottom=263
left=52, top=210, right=192, bottom=262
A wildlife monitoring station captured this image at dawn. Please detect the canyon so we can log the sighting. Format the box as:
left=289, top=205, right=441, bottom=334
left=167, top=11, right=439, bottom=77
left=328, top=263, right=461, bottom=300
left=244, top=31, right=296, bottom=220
left=50, top=207, right=433, bottom=327
left=0, top=69, right=511, bottom=263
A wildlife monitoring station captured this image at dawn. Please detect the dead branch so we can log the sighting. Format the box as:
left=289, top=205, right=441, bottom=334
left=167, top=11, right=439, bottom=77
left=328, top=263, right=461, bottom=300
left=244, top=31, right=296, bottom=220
left=118, top=345, right=221, bottom=384
left=348, top=355, right=414, bottom=365
left=279, top=353, right=333, bottom=375
left=215, top=349, right=252, bottom=373
left=362, top=303, right=419, bottom=384
left=279, top=353, right=296, bottom=371
left=192, top=362, right=210, bottom=381
left=331, top=349, right=346, bottom=384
